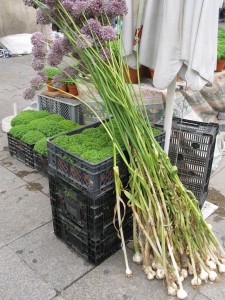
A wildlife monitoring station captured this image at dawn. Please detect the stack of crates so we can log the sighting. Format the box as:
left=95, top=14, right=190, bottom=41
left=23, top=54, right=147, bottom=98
left=168, top=118, right=219, bottom=208
left=48, top=121, right=165, bottom=264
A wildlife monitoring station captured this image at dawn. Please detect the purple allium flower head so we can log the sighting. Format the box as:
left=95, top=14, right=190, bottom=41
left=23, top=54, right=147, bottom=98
left=61, top=0, right=74, bottom=12
left=36, top=8, right=51, bottom=25
left=32, top=45, right=47, bottom=59
left=81, top=18, right=102, bottom=36
left=46, top=51, right=63, bottom=67
left=22, top=87, right=35, bottom=100
left=100, top=26, right=117, bottom=41
left=31, top=58, right=45, bottom=71
left=63, top=66, right=78, bottom=77
left=23, top=0, right=34, bottom=7
left=77, top=34, right=94, bottom=49
left=52, top=73, right=67, bottom=88
left=99, top=48, right=110, bottom=61
left=72, top=1, right=89, bottom=17
left=51, top=39, right=64, bottom=55
left=30, top=75, right=45, bottom=90
left=45, top=0, right=55, bottom=6
left=106, top=0, right=128, bottom=16
left=31, top=32, right=45, bottom=46
left=89, top=0, right=104, bottom=16
left=61, top=37, right=73, bottom=55
left=37, top=71, right=47, bottom=81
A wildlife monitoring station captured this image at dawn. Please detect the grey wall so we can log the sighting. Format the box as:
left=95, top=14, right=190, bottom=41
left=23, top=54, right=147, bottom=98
left=0, top=0, right=37, bottom=37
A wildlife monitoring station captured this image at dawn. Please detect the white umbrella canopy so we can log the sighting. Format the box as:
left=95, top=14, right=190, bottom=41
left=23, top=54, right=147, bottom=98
left=122, top=0, right=221, bottom=153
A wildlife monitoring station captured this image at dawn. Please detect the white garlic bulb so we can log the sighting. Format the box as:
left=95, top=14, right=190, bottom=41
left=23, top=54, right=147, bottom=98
left=132, top=252, right=143, bottom=264
left=177, top=289, right=188, bottom=299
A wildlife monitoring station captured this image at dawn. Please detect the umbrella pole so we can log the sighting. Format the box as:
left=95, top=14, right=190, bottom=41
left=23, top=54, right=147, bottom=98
left=163, top=76, right=176, bottom=154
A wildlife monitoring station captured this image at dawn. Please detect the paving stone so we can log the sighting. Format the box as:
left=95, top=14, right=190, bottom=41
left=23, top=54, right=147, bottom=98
left=0, top=164, right=25, bottom=193
left=205, top=207, right=225, bottom=236
left=0, top=156, right=43, bottom=182
left=0, top=131, right=9, bottom=151
left=199, top=278, right=225, bottom=300
left=0, top=246, right=56, bottom=300
left=52, top=296, right=66, bottom=300
left=209, top=165, right=225, bottom=198
left=9, top=222, right=94, bottom=291
left=62, top=249, right=198, bottom=300
left=192, top=293, right=212, bottom=300
left=210, top=156, right=225, bottom=179
left=32, top=175, right=50, bottom=196
left=0, top=185, right=52, bottom=244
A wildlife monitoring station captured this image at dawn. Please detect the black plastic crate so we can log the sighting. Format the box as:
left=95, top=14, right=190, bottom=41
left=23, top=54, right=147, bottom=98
left=52, top=207, right=133, bottom=264
left=33, top=152, right=48, bottom=176
left=168, top=118, right=219, bottom=207
left=7, top=134, right=34, bottom=168
left=49, top=175, right=131, bottom=237
left=38, top=94, right=83, bottom=124
left=48, top=121, right=165, bottom=198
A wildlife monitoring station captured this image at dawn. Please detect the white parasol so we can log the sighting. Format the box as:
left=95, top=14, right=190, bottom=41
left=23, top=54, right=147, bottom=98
left=123, top=0, right=221, bottom=153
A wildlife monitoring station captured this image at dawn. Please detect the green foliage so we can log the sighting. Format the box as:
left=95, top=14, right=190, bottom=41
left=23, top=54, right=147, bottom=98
left=81, top=148, right=113, bottom=163
left=217, top=28, right=225, bottom=60
left=59, top=120, right=81, bottom=131
left=44, top=114, right=65, bottom=122
left=9, top=124, right=31, bottom=139
left=34, top=137, right=48, bottom=156
left=52, top=122, right=161, bottom=163
left=11, top=110, right=50, bottom=127
left=44, top=67, right=62, bottom=79
left=218, top=27, right=225, bottom=39
left=28, top=119, right=65, bottom=136
left=21, top=131, right=45, bottom=144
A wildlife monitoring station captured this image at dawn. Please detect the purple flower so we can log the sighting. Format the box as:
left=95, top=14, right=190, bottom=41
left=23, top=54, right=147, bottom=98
left=46, top=51, right=63, bottom=67
left=32, top=45, right=47, bottom=59
left=45, top=0, right=55, bottom=6
left=51, top=39, right=64, bottom=55
left=100, top=26, right=117, bottom=41
left=63, top=66, right=78, bottom=77
left=72, top=1, right=89, bottom=18
left=37, top=71, right=47, bottom=81
left=89, top=0, right=104, bottom=16
left=77, top=34, right=94, bottom=49
left=36, top=8, right=51, bottom=25
left=81, top=18, right=102, bottom=36
left=31, top=32, right=44, bottom=46
left=22, top=87, right=35, bottom=100
left=31, top=58, right=45, bottom=71
left=99, top=48, right=110, bottom=61
left=61, top=37, right=73, bottom=55
left=52, top=73, right=67, bottom=88
left=106, top=0, right=128, bottom=16
left=30, top=75, right=45, bottom=90
left=61, top=0, right=74, bottom=12
left=23, top=0, right=34, bottom=7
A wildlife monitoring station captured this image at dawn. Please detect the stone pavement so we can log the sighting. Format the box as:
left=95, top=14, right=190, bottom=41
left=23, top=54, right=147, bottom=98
left=0, top=55, right=225, bottom=300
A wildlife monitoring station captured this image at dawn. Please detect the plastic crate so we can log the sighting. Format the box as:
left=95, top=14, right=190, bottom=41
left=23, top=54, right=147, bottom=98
left=49, top=175, right=131, bottom=237
left=48, top=121, right=165, bottom=198
left=168, top=118, right=219, bottom=207
left=52, top=207, right=133, bottom=264
left=7, top=134, right=34, bottom=168
left=38, top=94, right=83, bottom=124
left=33, top=152, right=48, bottom=176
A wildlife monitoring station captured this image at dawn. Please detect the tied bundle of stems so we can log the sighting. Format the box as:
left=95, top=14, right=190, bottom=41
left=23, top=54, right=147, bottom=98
left=32, top=1, right=225, bottom=298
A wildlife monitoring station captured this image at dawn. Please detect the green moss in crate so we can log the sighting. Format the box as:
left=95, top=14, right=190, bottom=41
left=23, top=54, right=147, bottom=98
left=81, top=147, right=113, bottom=163
left=44, top=114, right=65, bottom=122
left=28, top=119, right=65, bottom=137
left=51, top=121, right=162, bottom=164
left=11, top=110, right=50, bottom=127
left=34, top=137, right=48, bottom=156
left=9, top=124, right=31, bottom=139
left=59, top=120, right=81, bottom=131
left=21, top=131, right=45, bottom=144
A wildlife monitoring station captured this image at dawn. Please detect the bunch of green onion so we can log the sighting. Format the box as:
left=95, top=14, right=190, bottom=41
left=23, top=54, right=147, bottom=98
left=33, top=1, right=225, bottom=298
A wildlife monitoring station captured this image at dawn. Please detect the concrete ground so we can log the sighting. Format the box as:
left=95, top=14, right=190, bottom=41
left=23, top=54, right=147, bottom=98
left=0, top=55, right=225, bottom=300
